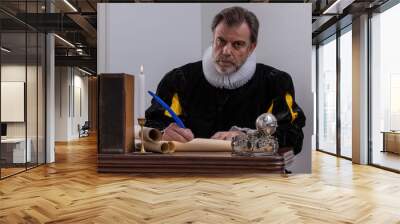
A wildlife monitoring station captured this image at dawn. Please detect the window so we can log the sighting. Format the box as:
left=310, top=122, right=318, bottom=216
left=316, top=25, right=353, bottom=159
left=370, top=3, right=400, bottom=171
left=339, top=27, right=352, bottom=158
left=317, top=35, right=337, bottom=154
left=0, top=1, right=47, bottom=179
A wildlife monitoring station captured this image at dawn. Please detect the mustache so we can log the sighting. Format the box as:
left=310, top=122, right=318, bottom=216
left=215, top=58, right=235, bottom=64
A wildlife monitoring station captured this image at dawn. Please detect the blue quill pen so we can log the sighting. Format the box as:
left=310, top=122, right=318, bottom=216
left=147, top=91, right=186, bottom=128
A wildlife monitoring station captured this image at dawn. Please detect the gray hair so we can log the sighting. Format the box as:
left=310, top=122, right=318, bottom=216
left=211, top=6, right=259, bottom=43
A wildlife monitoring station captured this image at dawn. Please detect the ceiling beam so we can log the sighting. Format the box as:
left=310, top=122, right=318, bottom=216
left=67, top=13, right=97, bottom=39
left=55, top=55, right=96, bottom=72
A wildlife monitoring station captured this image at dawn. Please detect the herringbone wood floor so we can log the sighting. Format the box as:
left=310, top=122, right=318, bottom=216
left=1, top=135, right=400, bottom=224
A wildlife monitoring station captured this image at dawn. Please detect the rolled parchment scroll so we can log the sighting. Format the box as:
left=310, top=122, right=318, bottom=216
left=142, top=141, right=174, bottom=154
left=134, top=125, right=162, bottom=142
left=139, top=138, right=231, bottom=154
left=170, top=138, right=231, bottom=152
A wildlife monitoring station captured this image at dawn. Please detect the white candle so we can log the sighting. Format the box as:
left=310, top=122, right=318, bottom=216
left=138, top=64, right=146, bottom=118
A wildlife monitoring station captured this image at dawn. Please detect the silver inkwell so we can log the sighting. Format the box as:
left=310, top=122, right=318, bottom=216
left=231, top=113, right=279, bottom=156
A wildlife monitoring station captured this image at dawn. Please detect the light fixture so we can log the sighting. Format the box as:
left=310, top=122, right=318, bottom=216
left=78, top=67, right=92, bottom=76
left=322, top=0, right=354, bottom=15
left=54, top=34, right=75, bottom=48
left=1, top=47, right=11, bottom=53
left=63, top=0, right=78, bottom=12
left=76, top=48, right=85, bottom=55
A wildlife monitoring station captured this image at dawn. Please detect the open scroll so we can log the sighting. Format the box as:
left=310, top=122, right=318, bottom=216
left=134, top=126, right=231, bottom=153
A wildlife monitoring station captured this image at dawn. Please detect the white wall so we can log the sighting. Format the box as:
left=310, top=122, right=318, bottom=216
left=55, top=67, right=68, bottom=141
left=98, top=3, right=312, bottom=173
left=98, top=3, right=202, bottom=122
left=55, top=67, right=89, bottom=141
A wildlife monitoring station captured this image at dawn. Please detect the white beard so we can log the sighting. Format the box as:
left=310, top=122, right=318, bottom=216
left=202, top=46, right=256, bottom=89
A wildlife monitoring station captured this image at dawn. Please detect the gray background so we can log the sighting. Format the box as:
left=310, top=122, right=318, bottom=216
left=98, top=3, right=312, bottom=173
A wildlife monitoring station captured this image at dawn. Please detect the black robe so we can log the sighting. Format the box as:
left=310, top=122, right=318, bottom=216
left=145, top=61, right=306, bottom=154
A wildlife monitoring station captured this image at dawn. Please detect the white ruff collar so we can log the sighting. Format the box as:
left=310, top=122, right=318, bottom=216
left=202, top=46, right=256, bottom=89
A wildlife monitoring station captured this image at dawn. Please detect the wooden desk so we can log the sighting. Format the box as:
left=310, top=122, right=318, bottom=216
left=382, top=131, right=400, bottom=154
left=98, top=148, right=294, bottom=174
left=1, top=138, right=32, bottom=165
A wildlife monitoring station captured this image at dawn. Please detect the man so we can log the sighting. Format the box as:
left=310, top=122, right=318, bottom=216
left=145, top=6, right=306, bottom=154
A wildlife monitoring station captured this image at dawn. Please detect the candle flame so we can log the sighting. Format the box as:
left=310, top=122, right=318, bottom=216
left=140, top=65, right=144, bottom=74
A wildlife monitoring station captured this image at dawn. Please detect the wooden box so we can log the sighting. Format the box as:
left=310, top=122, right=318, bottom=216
left=98, top=73, right=134, bottom=154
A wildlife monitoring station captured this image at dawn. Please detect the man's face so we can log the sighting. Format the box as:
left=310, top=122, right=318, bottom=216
left=212, top=22, right=256, bottom=75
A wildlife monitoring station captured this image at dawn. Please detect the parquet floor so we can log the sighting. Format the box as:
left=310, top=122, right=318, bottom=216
left=1, top=167, right=26, bottom=178
left=372, top=150, right=400, bottom=171
left=1, top=135, right=400, bottom=223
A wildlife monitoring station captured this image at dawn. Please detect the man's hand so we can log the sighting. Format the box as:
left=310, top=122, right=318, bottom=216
left=162, top=123, right=194, bottom=143
left=211, top=131, right=243, bottom=140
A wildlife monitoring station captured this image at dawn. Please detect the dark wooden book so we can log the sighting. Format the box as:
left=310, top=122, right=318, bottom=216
left=98, top=73, right=134, bottom=154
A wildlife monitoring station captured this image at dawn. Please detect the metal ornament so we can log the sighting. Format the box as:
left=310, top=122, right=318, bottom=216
left=256, top=112, right=278, bottom=135
left=231, top=113, right=279, bottom=156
